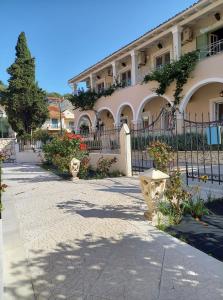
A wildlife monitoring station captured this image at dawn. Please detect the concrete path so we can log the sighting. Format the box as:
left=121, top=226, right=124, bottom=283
left=2, top=163, right=223, bottom=300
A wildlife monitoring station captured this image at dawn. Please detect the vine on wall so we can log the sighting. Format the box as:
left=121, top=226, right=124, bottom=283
left=143, top=51, right=199, bottom=108
left=69, top=80, right=125, bottom=111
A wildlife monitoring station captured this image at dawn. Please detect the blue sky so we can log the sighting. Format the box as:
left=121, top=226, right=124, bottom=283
left=0, top=0, right=197, bottom=94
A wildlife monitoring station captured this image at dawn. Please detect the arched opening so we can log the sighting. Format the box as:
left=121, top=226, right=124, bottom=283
left=183, top=82, right=223, bottom=122
left=117, top=104, right=134, bottom=128
left=78, top=115, right=92, bottom=133
left=137, top=96, right=170, bottom=128
left=97, top=109, right=115, bottom=130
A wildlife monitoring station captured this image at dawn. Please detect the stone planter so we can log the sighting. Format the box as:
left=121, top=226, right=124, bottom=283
left=139, top=168, right=169, bottom=221
left=69, top=158, right=80, bottom=181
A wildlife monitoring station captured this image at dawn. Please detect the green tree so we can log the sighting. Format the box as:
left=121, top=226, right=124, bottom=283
left=46, top=92, right=63, bottom=98
left=0, top=32, right=48, bottom=136
left=0, top=81, right=6, bottom=92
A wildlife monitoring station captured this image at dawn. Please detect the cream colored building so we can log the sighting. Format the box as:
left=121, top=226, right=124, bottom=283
left=68, top=0, right=223, bottom=130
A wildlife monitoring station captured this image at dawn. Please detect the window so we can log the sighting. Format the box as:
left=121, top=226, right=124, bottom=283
left=216, top=102, right=223, bottom=121
left=69, top=121, right=75, bottom=130
left=155, top=52, right=170, bottom=69
left=97, top=82, right=104, bottom=93
left=51, top=119, right=58, bottom=128
left=121, top=70, right=131, bottom=86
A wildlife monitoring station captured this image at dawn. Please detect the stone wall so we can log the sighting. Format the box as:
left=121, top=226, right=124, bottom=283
left=0, top=139, right=16, bottom=161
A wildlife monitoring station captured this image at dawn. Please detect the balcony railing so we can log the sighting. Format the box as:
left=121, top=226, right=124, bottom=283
left=199, top=39, right=223, bottom=59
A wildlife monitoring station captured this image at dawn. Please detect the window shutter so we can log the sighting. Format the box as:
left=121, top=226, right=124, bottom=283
left=196, top=33, right=208, bottom=59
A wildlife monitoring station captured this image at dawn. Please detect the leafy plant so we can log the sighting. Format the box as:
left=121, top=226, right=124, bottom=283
left=148, top=141, right=191, bottom=224
left=43, top=134, right=88, bottom=173
left=143, top=51, right=199, bottom=107
left=183, top=197, right=209, bottom=219
left=69, top=80, right=126, bottom=112
left=148, top=141, right=173, bottom=172
left=32, top=129, right=51, bottom=144
left=96, top=156, right=117, bottom=177
left=78, top=157, right=90, bottom=179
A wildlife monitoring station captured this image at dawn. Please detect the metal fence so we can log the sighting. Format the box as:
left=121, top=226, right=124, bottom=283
left=18, top=139, right=42, bottom=152
left=130, top=110, right=223, bottom=185
left=78, top=127, right=121, bottom=153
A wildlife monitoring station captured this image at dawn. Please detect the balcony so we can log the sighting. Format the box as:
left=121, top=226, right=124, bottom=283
left=199, top=39, right=223, bottom=60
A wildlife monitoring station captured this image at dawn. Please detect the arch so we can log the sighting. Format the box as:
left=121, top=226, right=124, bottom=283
left=115, top=102, right=135, bottom=125
left=179, top=78, right=223, bottom=112
left=76, top=113, right=93, bottom=129
left=93, top=107, right=115, bottom=127
left=136, top=93, right=172, bottom=122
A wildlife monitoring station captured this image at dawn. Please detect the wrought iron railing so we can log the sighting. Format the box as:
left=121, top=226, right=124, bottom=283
left=199, top=39, right=223, bottom=59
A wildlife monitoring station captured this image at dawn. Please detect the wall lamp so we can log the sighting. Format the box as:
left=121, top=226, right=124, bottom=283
left=215, top=13, right=221, bottom=21
left=219, top=90, right=223, bottom=97
left=157, top=42, right=163, bottom=49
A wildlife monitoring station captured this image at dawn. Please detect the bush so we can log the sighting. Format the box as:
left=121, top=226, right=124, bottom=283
left=42, top=133, right=88, bottom=174
left=96, top=156, right=117, bottom=177
left=78, top=157, right=90, bottom=179
left=32, top=129, right=51, bottom=144
left=183, top=197, right=209, bottom=219
left=148, top=141, right=173, bottom=172
left=131, top=132, right=223, bottom=151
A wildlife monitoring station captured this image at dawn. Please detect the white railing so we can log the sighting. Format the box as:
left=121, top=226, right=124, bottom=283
left=199, top=39, right=223, bottom=59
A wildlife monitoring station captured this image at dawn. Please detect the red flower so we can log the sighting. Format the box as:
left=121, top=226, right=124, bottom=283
left=66, top=133, right=83, bottom=141
left=80, top=143, right=87, bottom=151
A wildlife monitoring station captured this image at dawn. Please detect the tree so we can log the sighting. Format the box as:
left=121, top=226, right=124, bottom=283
left=0, top=32, right=48, bottom=136
left=46, top=92, right=63, bottom=98
left=0, top=81, right=6, bottom=92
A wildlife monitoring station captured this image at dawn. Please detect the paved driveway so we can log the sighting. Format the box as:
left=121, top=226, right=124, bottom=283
left=2, top=164, right=223, bottom=300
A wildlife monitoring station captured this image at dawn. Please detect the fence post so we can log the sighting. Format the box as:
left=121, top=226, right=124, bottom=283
left=176, top=112, right=184, bottom=135
left=119, top=124, right=132, bottom=176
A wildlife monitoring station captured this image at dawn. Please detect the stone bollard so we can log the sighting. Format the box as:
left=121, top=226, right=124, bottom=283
left=69, top=158, right=80, bottom=181
left=139, top=168, right=169, bottom=221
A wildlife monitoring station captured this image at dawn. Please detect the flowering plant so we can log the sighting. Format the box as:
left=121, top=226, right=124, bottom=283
left=43, top=134, right=88, bottom=173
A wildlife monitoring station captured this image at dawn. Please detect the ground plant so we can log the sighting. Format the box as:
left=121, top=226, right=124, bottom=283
left=43, top=133, right=88, bottom=174
left=96, top=156, right=117, bottom=177
left=149, top=140, right=210, bottom=225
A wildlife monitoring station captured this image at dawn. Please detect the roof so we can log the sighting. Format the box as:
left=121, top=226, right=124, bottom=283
left=68, top=0, right=213, bottom=83
left=48, top=106, right=60, bottom=112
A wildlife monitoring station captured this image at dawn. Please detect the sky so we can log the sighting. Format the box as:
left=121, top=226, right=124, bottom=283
left=0, top=0, right=197, bottom=94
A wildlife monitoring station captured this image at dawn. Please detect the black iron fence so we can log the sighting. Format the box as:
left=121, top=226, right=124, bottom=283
left=131, top=110, right=223, bottom=185
left=77, top=127, right=121, bottom=153
left=18, top=139, right=42, bottom=152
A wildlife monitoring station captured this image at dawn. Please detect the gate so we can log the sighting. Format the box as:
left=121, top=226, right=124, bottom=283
left=184, top=116, right=223, bottom=184
left=130, top=110, right=223, bottom=185
left=131, top=109, right=178, bottom=173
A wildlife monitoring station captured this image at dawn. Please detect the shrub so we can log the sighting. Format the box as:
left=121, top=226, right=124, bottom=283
left=183, top=197, right=209, bottom=219
left=96, top=156, right=117, bottom=177
left=78, top=157, right=90, bottom=179
left=148, top=142, right=190, bottom=224
left=148, top=141, right=173, bottom=173
left=42, top=134, right=88, bottom=174
left=32, top=129, right=51, bottom=144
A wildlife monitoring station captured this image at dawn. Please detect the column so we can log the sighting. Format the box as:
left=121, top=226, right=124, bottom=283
left=175, top=111, right=184, bottom=135
left=112, top=61, right=118, bottom=84
left=90, top=73, right=95, bottom=90
left=172, top=26, right=182, bottom=60
left=131, top=50, right=138, bottom=86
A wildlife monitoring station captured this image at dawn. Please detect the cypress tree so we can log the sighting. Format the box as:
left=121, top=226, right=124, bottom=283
left=1, top=32, right=48, bottom=136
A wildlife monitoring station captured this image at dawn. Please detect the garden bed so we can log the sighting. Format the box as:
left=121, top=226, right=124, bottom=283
left=41, top=163, right=123, bottom=180
left=165, top=199, right=223, bottom=262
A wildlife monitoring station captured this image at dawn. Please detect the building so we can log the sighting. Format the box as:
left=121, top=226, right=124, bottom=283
left=68, top=0, right=223, bottom=130
left=42, top=97, right=75, bottom=133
